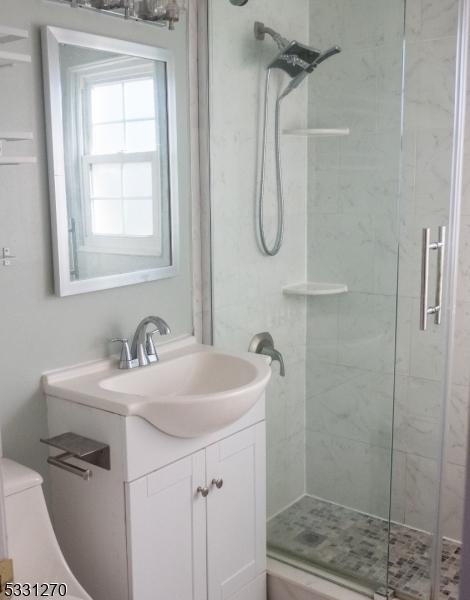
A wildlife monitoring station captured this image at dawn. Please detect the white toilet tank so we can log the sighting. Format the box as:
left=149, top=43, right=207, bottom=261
left=2, top=459, right=92, bottom=600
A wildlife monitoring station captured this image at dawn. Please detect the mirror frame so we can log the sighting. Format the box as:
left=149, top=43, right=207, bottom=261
left=42, top=26, right=180, bottom=296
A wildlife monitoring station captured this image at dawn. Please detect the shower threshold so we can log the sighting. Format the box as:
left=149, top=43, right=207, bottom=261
left=267, top=495, right=460, bottom=600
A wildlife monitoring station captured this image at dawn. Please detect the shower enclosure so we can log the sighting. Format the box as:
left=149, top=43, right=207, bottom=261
left=206, top=0, right=469, bottom=598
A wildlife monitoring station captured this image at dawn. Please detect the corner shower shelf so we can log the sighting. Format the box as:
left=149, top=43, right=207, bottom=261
left=282, top=128, right=350, bottom=138
left=0, top=26, right=29, bottom=44
left=283, top=282, right=348, bottom=296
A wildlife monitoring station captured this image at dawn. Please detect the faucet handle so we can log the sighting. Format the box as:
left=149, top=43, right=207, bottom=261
left=145, top=324, right=171, bottom=364
left=146, top=330, right=159, bottom=363
left=111, top=338, right=135, bottom=370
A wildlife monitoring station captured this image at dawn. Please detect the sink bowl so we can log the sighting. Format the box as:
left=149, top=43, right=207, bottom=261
left=43, top=339, right=272, bottom=438
left=100, top=350, right=270, bottom=437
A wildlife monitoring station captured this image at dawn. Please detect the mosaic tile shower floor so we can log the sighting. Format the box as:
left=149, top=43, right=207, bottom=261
left=267, top=495, right=460, bottom=600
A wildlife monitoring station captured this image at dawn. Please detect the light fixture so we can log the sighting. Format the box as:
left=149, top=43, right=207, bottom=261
left=134, top=0, right=182, bottom=30
left=85, top=0, right=125, bottom=8
left=54, top=0, right=186, bottom=30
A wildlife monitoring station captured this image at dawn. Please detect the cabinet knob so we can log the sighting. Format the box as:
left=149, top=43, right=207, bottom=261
left=197, top=486, right=209, bottom=497
left=211, top=478, right=224, bottom=489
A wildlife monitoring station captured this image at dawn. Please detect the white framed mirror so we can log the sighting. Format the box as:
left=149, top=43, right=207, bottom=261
left=42, top=26, right=179, bottom=296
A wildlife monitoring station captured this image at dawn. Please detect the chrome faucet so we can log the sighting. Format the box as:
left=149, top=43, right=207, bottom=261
left=112, top=316, right=171, bottom=369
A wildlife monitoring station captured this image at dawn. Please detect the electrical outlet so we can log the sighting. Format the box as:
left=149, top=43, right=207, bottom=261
left=0, top=559, right=13, bottom=598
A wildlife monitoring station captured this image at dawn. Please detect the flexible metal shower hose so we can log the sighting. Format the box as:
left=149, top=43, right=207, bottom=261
left=256, top=69, right=286, bottom=256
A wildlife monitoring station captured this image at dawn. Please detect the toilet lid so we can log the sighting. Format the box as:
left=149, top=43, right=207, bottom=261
left=1, top=458, right=43, bottom=496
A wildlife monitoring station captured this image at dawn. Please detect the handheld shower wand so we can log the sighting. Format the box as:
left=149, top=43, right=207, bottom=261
left=255, top=22, right=341, bottom=256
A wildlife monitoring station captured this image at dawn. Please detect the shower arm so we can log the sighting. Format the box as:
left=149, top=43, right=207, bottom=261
left=254, top=22, right=289, bottom=51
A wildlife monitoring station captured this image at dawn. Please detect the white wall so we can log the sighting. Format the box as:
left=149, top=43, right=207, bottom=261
left=0, top=0, right=194, bottom=477
left=209, top=0, right=309, bottom=518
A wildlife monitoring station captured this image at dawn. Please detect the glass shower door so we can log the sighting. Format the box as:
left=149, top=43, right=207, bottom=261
left=295, top=1, right=405, bottom=595
left=388, top=0, right=469, bottom=598
left=208, top=0, right=405, bottom=597
left=207, top=0, right=469, bottom=599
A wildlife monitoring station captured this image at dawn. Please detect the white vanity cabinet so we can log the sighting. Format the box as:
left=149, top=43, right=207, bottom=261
left=45, top=393, right=267, bottom=600
left=205, top=426, right=266, bottom=600
left=126, top=451, right=207, bottom=600
left=126, top=424, right=266, bottom=600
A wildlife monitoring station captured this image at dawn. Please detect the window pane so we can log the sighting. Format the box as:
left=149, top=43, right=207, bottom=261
left=123, top=198, right=154, bottom=236
left=92, top=198, right=123, bottom=235
left=91, top=83, right=123, bottom=124
left=124, top=78, right=155, bottom=120
left=90, top=163, right=122, bottom=198
left=92, top=123, right=125, bottom=155
left=125, top=121, right=156, bottom=152
left=123, top=162, right=152, bottom=198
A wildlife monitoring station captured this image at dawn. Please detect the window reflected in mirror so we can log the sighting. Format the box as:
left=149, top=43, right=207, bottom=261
left=43, top=28, right=179, bottom=295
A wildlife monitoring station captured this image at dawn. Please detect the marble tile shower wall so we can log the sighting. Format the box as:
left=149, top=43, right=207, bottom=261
left=209, top=0, right=309, bottom=518
left=304, top=0, right=403, bottom=521
left=305, top=0, right=469, bottom=542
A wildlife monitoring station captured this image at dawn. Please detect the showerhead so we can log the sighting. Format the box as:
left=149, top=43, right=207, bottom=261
left=255, top=21, right=341, bottom=84
left=277, top=45, right=342, bottom=100
left=268, top=41, right=322, bottom=78
left=255, top=22, right=321, bottom=77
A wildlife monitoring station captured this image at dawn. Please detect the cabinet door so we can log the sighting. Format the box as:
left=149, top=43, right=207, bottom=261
left=126, top=451, right=207, bottom=600
left=206, top=423, right=266, bottom=600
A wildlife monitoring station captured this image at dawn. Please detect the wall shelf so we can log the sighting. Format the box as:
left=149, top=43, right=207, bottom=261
left=0, top=156, right=37, bottom=165
left=0, top=50, right=31, bottom=67
left=0, top=24, right=35, bottom=166
left=0, top=132, right=33, bottom=142
left=283, top=282, right=348, bottom=296
left=283, top=128, right=350, bottom=138
left=0, top=25, right=29, bottom=44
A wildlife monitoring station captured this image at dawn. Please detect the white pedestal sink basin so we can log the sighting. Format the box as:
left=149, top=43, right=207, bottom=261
left=43, top=337, right=272, bottom=438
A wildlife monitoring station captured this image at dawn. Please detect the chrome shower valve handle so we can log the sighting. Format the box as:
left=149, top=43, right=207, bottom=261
left=249, top=332, right=286, bottom=377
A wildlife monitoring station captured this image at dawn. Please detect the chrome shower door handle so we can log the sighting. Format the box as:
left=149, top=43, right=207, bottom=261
left=420, top=226, right=446, bottom=331
left=420, top=228, right=431, bottom=331
left=434, top=226, right=446, bottom=325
